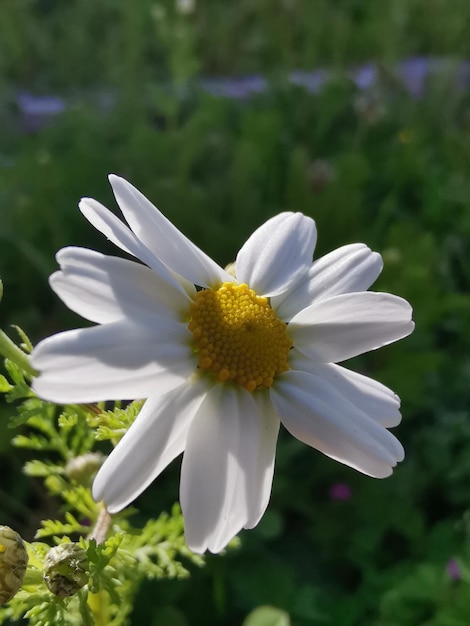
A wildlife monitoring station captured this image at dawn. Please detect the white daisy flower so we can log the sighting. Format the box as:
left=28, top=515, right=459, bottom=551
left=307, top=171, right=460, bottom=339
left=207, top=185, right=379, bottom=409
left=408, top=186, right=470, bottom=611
left=31, top=175, right=414, bottom=554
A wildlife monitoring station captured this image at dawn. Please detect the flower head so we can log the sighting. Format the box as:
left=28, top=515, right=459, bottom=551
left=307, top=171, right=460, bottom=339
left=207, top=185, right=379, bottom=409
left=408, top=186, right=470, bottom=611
left=31, top=175, right=414, bottom=553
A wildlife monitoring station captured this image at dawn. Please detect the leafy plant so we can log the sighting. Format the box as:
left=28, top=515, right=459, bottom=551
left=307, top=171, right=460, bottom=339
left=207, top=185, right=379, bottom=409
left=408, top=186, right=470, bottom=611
left=0, top=328, right=204, bottom=626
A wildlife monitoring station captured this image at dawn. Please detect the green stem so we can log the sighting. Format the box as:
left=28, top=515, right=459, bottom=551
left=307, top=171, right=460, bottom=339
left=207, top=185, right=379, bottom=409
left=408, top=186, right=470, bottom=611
left=87, top=507, right=112, bottom=626
left=88, top=589, right=110, bottom=626
left=0, top=329, right=37, bottom=378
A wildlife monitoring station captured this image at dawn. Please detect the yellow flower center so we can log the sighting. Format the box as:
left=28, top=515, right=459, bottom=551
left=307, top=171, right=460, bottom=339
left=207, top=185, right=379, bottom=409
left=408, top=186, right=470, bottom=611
left=188, top=282, right=292, bottom=392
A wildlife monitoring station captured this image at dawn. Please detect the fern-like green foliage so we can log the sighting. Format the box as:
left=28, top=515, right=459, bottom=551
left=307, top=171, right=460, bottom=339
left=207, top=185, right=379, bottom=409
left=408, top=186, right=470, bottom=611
left=86, top=401, right=144, bottom=445
left=0, top=329, right=205, bottom=626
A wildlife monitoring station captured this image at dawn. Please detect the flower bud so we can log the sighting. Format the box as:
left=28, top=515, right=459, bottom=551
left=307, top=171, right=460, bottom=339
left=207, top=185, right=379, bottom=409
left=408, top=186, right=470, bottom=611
left=43, top=543, right=88, bottom=598
left=0, top=526, right=28, bottom=604
left=65, top=452, right=104, bottom=486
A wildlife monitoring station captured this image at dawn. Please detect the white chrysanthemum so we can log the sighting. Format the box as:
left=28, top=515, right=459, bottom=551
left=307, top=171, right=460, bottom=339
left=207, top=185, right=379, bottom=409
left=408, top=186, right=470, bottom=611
left=31, top=175, right=414, bottom=554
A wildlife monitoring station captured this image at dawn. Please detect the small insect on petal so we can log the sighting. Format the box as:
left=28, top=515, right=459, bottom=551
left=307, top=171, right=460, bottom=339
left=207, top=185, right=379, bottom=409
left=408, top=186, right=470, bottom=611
left=0, top=526, right=28, bottom=604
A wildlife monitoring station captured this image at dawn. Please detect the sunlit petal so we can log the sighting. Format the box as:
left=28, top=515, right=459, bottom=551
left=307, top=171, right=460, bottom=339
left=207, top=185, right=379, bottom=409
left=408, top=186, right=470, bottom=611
left=180, top=385, right=260, bottom=554
left=109, top=175, right=232, bottom=288
left=236, top=212, right=317, bottom=297
left=290, top=351, right=401, bottom=427
left=79, top=197, right=187, bottom=296
left=271, top=371, right=404, bottom=478
left=31, top=320, right=193, bottom=403
left=245, top=392, right=280, bottom=529
left=289, top=292, right=414, bottom=362
left=50, top=247, right=190, bottom=324
left=273, top=243, right=383, bottom=320
left=93, top=380, right=207, bottom=512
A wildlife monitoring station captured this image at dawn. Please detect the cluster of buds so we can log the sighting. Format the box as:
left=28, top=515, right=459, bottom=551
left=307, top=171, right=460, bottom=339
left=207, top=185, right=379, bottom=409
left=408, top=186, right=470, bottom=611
left=0, top=526, right=89, bottom=603
left=0, top=526, right=28, bottom=604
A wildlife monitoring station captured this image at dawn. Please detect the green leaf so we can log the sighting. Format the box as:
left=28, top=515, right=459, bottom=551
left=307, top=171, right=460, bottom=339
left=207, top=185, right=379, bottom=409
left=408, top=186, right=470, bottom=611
left=13, top=433, right=51, bottom=450
left=87, top=400, right=144, bottom=443
left=4, top=359, right=26, bottom=386
left=35, top=516, right=90, bottom=539
left=10, top=325, right=33, bottom=353
left=23, top=459, right=64, bottom=478
left=0, top=374, right=12, bottom=393
left=77, top=588, right=95, bottom=626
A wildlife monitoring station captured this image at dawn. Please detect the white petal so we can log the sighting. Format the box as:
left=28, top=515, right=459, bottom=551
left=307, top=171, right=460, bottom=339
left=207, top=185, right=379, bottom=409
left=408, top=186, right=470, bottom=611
left=93, top=380, right=207, bottom=512
left=109, top=175, right=231, bottom=288
left=290, top=351, right=401, bottom=427
left=79, top=198, right=189, bottom=297
left=236, top=212, right=317, bottom=297
left=50, top=247, right=190, bottom=324
left=271, top=371, right=404, bottom=478
left=245, top=392, right=280, bottom=529
left=289, top=292, right=414, bottom=363
left=180, top=385, right=260, bottom=554
left=273, top=244, right=383, bottom=320
left=31, top=319, right=194, bottom=403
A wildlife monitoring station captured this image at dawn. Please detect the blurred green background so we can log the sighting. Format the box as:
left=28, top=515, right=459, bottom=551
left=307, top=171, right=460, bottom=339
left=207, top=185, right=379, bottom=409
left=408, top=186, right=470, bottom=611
left=1, top=1, right=470, bottom=624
